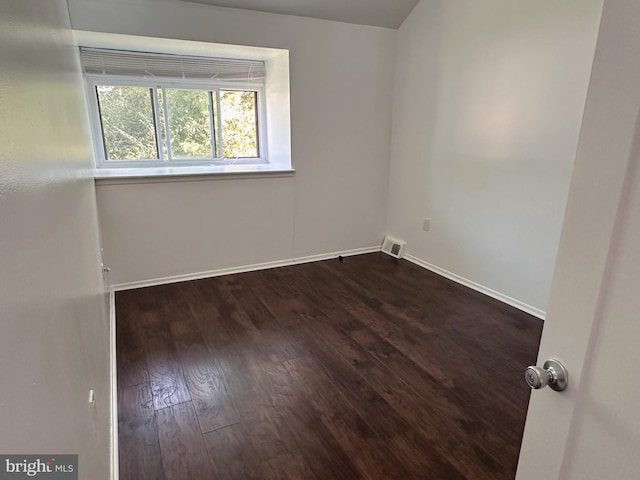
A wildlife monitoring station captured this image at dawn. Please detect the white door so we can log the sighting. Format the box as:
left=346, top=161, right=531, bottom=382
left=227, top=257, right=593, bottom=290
left=516, top=1, right=640, bottom=478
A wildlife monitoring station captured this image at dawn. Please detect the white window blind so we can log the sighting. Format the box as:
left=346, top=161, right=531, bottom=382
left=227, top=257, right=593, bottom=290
left=79, top=47, right=266, bottom=84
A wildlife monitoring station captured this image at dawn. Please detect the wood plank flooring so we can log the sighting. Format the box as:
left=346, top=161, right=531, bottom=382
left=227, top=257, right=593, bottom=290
left=116, top=253, right=543, bottom=480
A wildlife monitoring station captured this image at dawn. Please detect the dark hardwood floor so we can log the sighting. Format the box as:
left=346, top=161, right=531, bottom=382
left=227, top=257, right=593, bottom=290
left=116, top=253, right=543, bottom=480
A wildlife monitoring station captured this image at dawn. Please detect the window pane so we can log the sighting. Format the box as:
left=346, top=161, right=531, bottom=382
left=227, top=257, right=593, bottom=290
left=166, top=89, right=212, bottom=159
left=220, top=90, right=258, bottom=158
left=96, top=85, right=158, bottom=160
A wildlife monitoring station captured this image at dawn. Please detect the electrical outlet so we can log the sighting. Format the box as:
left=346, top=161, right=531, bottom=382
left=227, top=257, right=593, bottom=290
left=422, top=218, right=430, bottom=232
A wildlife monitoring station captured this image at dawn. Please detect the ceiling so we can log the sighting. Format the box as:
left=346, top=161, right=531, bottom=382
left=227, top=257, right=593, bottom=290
left=178, top=0, right=420, bottom=29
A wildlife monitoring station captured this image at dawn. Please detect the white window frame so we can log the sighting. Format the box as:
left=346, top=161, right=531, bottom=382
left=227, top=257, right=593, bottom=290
left=85, top=75, right=269, bottom=169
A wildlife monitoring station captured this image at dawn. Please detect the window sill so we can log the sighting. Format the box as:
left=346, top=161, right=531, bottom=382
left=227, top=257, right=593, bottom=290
left=94, top=164, right=295, bottom=185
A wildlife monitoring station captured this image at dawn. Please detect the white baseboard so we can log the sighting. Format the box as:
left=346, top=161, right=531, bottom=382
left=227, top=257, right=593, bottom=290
left=404, top=254, right=546, bottom=320
left=112, top=246, right=381, bottom=291
left=111, top=246, right=546, bottom=320
left=109, top=290, right=119, bottom=480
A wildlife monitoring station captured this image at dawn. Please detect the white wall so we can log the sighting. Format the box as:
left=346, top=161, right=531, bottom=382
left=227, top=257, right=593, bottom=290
left=68, top=0, right=396, bottom=286
left=68, top=0, right=603, bottom=315
left=386, top=0, right=604, bottom=313
left=0, top=1, right=110, bottom=476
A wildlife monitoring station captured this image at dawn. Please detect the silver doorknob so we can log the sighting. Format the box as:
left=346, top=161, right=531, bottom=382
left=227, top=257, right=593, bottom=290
left=525, top=359, right=568, bottom=392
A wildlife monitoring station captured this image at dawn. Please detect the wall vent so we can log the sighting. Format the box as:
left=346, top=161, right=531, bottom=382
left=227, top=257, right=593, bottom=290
left=381, top=236, right=406, bottom=259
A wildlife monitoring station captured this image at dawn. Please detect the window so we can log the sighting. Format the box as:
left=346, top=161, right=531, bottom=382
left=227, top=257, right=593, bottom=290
left=82, top=48, right=267, bottom=168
